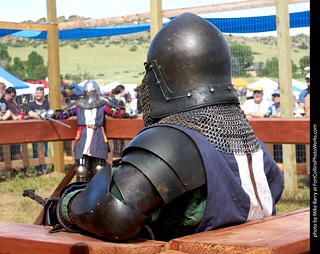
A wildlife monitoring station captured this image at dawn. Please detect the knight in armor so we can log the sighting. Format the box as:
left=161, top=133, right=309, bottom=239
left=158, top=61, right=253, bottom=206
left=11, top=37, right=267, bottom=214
left=39, top=13, right=284, bottom=241
left=58, top=80, right=131, bottom=182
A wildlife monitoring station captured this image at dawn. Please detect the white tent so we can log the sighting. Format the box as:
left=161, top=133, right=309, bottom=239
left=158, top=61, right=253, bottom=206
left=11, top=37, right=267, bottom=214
left=292, top=79, right=307, bottom=90
left=247, top=77, right=278, bottom=101
left=292, top=79, right=307, bottom=101
left=78, top=80, right=88, bottom=87
left=16, top=83, right=49, bottom=96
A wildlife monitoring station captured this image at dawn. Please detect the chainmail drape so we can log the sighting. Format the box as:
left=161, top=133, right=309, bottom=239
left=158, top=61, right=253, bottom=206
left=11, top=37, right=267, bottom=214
left=140, top=74, right=260, bottom=155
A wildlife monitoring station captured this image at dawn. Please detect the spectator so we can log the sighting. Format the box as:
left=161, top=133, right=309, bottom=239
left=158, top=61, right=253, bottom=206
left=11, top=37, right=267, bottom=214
left=64, top=84, right=79, bottom=103
left=298, top=73, right=310, bottom=117
left=0, top=82, right=11, bottom=163
left=63, top=84, right=74, bottom=97
left=277, top=80, right=299, bottom=115
left=5, top=87, right=22, bottom=120
left=26, top=86, right=49, bottom=175
left=266, top=90, right=281, bottom=118
left=61, top=90, right=70, bottom=110
left=110, top=85, right=126, bottom=158
left=130, top=86, right=142, bottom=115
left=266, top=90, right=282, bottom=162
left=4, top=87, right=22, bottom=161
left=0, top=82, right=12, bottom=121
left=241, top=86, right=269, bottom=118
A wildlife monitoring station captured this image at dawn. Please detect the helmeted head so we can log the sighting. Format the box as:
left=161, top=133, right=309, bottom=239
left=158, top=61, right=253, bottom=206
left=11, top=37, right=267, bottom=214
left=143, top=12, right=239, bottom=121
left=83, top=80, right=99, bottom=103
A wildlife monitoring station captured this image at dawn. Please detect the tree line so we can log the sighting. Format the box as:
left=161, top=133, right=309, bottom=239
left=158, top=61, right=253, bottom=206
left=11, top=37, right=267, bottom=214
left=0, top=46, right=47, bottom=80
left=0, top=42, right=310, bottom=82
left=230, top=43, right=310, bottom=78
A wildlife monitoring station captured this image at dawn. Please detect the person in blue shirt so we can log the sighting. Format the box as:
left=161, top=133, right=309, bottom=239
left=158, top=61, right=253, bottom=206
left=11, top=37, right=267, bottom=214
left=266, top=90, right=282, bottom=162
left=267, top=90, right=281, bottom=118
left=299, top=73, right=310, bottom=109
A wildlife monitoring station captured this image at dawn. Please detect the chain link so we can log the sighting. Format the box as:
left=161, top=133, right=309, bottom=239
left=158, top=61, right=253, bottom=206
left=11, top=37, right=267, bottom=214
left=140, top=74, right=261, bottom=155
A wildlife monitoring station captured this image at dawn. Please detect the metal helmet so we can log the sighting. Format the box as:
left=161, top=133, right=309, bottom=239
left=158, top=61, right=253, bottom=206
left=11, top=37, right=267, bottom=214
left=145, top=12, right=239, bottom=119
left=83, top=80, right=99, bottom=103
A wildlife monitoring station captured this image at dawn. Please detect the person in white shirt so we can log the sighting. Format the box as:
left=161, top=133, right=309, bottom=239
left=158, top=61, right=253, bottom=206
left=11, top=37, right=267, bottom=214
left=241, top=86, right=269, bottom=118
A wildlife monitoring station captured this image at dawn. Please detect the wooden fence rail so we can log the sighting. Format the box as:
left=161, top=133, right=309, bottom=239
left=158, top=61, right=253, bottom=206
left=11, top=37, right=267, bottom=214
left=0, top=117, right=310, bottom=172
left=0, top=118, right=310, bottom=145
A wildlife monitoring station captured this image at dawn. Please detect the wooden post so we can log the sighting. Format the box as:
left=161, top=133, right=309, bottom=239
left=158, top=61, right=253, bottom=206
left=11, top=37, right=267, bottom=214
left=47, top=0, right=65, bottom=173
left=275, top=0, right=297, bottom=191
left=150, top=0, right=163, bottom=41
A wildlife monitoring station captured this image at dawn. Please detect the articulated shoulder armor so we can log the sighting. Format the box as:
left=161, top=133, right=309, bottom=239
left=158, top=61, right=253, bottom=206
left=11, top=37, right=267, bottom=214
left=75, top=98, right=111, bottom=110
left=122, top=125, right=206, bottom=203
left=67, top=125, right=206, bottom=241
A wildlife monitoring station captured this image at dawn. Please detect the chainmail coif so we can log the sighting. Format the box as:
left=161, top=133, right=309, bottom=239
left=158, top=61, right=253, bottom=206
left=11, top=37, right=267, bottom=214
left=140, top=74, right=261, bottom=155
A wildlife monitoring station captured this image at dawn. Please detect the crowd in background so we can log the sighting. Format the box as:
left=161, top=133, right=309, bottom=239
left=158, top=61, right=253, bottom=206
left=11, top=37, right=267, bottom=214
left=0, top=81, right=142, bottom=175
left=240, top=72, right=310, bottom=119
left=0, top=71, right=310, bottom=174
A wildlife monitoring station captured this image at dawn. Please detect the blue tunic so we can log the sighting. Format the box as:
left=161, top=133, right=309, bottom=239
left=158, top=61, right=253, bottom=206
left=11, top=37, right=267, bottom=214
left=154, top=124, right=284, bottom=232
left=74, top=105, right=109, bottom=160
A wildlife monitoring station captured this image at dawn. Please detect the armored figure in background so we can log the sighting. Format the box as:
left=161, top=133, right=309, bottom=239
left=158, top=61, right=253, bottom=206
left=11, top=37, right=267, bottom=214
left=37, top=13, right=283, bottom=241
left=59, top=80, right=129, bottom=182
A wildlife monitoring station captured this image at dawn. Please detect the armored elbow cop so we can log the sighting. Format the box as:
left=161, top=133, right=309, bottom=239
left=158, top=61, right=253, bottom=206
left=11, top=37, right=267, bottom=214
left=59, top=126, right=206, bottom=241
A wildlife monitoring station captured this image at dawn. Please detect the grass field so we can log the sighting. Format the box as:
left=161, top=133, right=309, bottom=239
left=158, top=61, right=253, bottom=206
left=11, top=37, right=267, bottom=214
left=7, top=38, right=309, bottom=85
left=0, top=172, right=65, bottom=224
left=0, top=171, right=310, bottom=224
left=8, top=42, right=149, bottom=85
left=247, top=42, right=309, bottom=67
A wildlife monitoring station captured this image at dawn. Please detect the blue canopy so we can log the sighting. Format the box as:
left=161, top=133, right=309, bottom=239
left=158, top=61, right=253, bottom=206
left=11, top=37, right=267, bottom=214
left=0, top=67, right=29, bottom=89
left=0, top=11, right=309, bottom=40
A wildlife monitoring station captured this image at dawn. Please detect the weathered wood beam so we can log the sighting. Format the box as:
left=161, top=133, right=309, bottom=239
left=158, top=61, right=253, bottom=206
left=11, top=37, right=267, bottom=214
left=57, top=0, right=309, bottom=30
left=249, top=118, right=310, bottom=144
left=0, top=0, right=309, bottom=31
left=0, top=21, right=47, bottom=31
left=162, top=0, right=309, bottom=18
left=47, top=0, right=64, bottom=173
left=150, top=0, right=163, bottom=40
left=276, top=0, right=297, bottom=191
left=0, top=118, right=310, bottom=145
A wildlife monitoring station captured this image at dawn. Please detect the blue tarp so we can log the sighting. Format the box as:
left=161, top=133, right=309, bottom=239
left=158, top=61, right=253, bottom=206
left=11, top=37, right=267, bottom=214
left=205, top=11, right=310, bottom=33
left=0, top=11, right=309, bottom=40
left=0, top=67, right=29, bottom=89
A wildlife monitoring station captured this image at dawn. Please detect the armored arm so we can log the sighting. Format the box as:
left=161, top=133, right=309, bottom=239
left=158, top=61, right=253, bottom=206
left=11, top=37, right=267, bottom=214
left=48, top=126, right=206, bottom=241
left=55, top=104, right=78, bottom=119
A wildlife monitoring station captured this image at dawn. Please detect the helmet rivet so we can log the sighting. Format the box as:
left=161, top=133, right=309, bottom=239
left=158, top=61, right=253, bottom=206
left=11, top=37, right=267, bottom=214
left=165, top=97, right=170, bottom=101
left=149, top=65, right=153, bottom=70
left=210, top=88, right=215, bottom=93
left=187, top=93, right=192, bottom=98
left=157, top=81, right=161, bottom=85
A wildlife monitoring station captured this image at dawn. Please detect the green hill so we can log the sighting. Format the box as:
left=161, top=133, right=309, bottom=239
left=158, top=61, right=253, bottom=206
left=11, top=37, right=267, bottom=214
left=4, top=32, right=309, bottom=85
left=7, top=40, right=149, bottom=85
